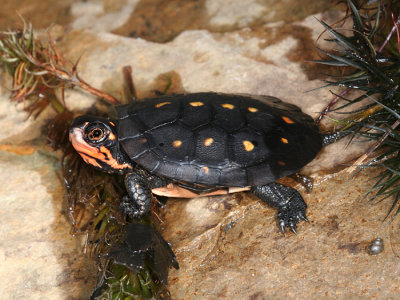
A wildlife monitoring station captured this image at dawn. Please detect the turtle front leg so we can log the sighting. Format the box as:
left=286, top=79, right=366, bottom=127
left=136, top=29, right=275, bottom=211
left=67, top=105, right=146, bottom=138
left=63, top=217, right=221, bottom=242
left=121, top=172, right=153, bottom=218
left=251, top=182, right=308, bottom=234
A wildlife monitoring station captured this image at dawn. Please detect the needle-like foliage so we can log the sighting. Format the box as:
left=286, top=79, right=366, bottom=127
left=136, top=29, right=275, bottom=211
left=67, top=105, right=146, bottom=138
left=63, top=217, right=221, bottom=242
left=314, top=0, right=400, bottom=219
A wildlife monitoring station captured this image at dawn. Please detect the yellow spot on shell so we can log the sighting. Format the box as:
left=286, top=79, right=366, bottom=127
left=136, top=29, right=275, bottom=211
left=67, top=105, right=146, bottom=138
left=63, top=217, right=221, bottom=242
left=202, top=167, right=209, bottom=174
left=221, top=103, right=234, bottom=109
left=204, top=138, right=214, bottom=146
left=155, top=102, right=171, bottom=108
left=280, top=137, right=289, bottom=144
left=109, top=133, right=116, bottom=140
left=248, top=107, right=258, bottom=112
left=243, top=140, right=255, bottom=151
left=190, top=101, right=204, bottom=107
left=172, top=140, right=182, bottom=148
left=282, top=116, right=294, bottom=124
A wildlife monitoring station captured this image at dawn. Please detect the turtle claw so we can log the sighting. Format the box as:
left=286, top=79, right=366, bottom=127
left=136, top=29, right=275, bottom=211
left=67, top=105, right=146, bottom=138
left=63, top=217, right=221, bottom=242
left=277, top=211, right=304, bottom=234
left=279, top=220, right=286, bottom=234
left=276, top=198, right=307, bottom=234
left=290, top=223, right=297, bottom=234
left=252, top=183, right=308, bottom=234
left=298, top=212, right=309, bottom=222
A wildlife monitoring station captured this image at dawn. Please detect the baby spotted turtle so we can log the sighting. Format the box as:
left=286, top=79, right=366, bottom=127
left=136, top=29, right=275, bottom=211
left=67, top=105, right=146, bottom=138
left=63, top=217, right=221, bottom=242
left=70, top=92, right=341, bottom=233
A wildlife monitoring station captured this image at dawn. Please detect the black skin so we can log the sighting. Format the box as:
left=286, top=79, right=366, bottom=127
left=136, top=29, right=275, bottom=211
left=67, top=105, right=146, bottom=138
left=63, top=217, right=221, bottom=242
left=252, top=183, right=308, bottom=234
left=70, top=116, right=345, bottom=234
left=120, top=168, right=169, bottom=218
left=289, top=173, right=313, bottom=193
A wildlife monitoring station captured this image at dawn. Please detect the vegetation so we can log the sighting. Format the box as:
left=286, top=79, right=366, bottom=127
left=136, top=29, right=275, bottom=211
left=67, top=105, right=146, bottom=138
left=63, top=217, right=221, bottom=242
left=314, top=0, right=400, bottom=220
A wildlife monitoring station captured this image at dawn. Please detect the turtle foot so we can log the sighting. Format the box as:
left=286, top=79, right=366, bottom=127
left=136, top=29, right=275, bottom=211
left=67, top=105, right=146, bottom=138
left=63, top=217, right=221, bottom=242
left=277, top=198, right=308, bottom=234
left=251, top=182, right=308, bottom=234
left=120, top=196, right=147, bottom=219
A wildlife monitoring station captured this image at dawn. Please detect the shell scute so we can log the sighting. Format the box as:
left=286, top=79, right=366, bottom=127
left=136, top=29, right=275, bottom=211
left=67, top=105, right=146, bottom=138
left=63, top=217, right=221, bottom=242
left=116, top=92, right=322, bottom=187
left=211, top=97, right=245, bottom=132
left=230, top=129, right=270, bottom=167
left=247, top=162, right=276, bottom=186
left=133, top=150, right=160, bottom=172
left=137, top=98, right=180, bottom=129
left=175, top=164, right=198, bottom=182
left=194, top=126, right=228, bottom=165
left=218, top=167, right=248, bottom=186
left=180, top=98, right=212, bottom=128
left=118, top=117, right=145, bottom=140
left=197, top=166, right=222, bottom=185
left=148, top=124, right=193, bottom=162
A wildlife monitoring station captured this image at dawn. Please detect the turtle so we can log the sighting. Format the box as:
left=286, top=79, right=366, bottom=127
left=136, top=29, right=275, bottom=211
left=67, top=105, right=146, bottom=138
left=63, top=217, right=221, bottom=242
left=70, top=92, right=344, bottom=233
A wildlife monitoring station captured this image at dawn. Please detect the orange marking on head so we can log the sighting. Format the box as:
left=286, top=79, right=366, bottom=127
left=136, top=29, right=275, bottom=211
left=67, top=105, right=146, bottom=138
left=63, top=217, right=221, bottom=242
left=221, top=103, right=234, bottom=109
left=278, top=161, right=286, bottom=166
left=280, top=137, right=289, bottom=144
left=155, top=102, right=171, bottom=108
left=70, top=130, right=102, bottom=159
left=109, top=121, right=115, bottom=126
left=100, top=146, right=132, bottom=170
left=109, top=133, right=116, bottom=140
left=248, top=107, right=258, bottom=112
left=79, top=153, right=102, bottom=168
left=189, top=101, right=204, bottom=107
left=70, top=128, right=132, bottom=171
left=282, top=116, right=294, bottom=124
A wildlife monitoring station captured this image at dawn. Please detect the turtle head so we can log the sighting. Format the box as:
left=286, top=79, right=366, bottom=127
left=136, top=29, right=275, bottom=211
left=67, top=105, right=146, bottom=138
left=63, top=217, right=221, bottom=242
left=69, top=115, right=133, bottom=174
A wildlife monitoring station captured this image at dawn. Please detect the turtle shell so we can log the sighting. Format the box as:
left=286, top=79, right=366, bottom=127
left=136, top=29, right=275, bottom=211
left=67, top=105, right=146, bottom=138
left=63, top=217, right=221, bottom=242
left=116, top=92, right=322, bottom=187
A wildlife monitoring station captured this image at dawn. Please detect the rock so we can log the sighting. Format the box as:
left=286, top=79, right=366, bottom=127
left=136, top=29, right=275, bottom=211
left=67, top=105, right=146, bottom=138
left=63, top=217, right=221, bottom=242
left=163, top=168, right=399, bottom=299
left=0, top=147, right=96, bottom=299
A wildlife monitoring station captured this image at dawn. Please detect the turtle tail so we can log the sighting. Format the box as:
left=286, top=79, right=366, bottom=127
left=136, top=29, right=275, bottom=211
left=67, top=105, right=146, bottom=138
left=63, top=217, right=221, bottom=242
left=322, top=131, right=351, bottom=146
left=322, top=124, right=361, bottom=146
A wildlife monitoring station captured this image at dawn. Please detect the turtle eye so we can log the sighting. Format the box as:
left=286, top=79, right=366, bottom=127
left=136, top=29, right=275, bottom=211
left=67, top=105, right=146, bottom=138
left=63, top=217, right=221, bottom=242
left=86, top=127, right=107, bottom=143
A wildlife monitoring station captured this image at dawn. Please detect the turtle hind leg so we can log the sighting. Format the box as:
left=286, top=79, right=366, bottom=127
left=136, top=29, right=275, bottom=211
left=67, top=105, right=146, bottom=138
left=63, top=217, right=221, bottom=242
left=289, top=173, right=313, bottom=193
left=121, top=172, right=153, bottom=218
left=251, top=182, right=308, bottom=234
